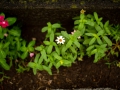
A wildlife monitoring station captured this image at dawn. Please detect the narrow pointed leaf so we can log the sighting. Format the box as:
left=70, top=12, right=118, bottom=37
left=47, top=45, right=53, bottom=54
left=95, top=24, right=103, bottom=31
left=41, top=26, right=48, bottom=32
left=52, top=52, right=62, bottom=60
left=94, top=12, right=98, bottom=21
left=52, top=23, right=61, bottom=28
left=43, top=41, right=50, bottom=45
left=91, top=49, right=97, bottom=55
left=43, top=65, right=52, bottom=75
left=0, top=58, right=10, bottom=70
left=50, top=31, right=54, bottom=42
left=102, top=36, right=112, bottom=46
left=6, top=17, right=17, bottom=26
left=28, top=40, right=35, bottom=47
left=74, top=20, right=79, bottom=25
left=86, top=45, right=95, bottom=51
left=89, top=37, right=96, bottom=45
left=61, top=31, right=69, bottom=39
left=66, top=40, right=72, bottom=48
left=97, top=37, right=102, bottom=45
left=34, top=54, right=40, bottom=63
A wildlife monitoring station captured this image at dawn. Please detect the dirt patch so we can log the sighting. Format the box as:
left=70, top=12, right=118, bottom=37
left=0, top=57, right=120, bottom=90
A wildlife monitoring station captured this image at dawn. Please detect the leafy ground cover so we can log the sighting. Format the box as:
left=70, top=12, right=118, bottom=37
left=0, top=9, right=120, bottom=90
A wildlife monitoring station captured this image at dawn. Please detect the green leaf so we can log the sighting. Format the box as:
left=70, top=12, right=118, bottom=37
left=34, top=54, right=40, bottom=63
left=104, top=20, right=109, bottom=27
left=49, top=63, right=53, bottom=68
left=102, top=36, right=112, bottom=46
left=28, top=47, right=34, bottom=52
left=55, top=46, right=60, bottom=55
left=94, top=53, right=99, bottom=63
left=74, top=20, right=79, bottom=25
left=0, top=26, right=2, bottom=33
left=3, top=42, right=10, bottom=48
left=91, top=49, right=97, bottom=55
left=6, top=17, right=17, bottom=26
left=33, top=68, right=37, bottom=75
left=35, top=45, right=44, bottom=51
left=85, top=33, right=93, bottom=36
left=97, top=37, right=102, bottom=45
left=43, top=41, right=50, bottom=45
left=105, top=27, right=111, bottom=35
left=0, top=13, right=5, bottom=16
left=52, top=52, right=62, bottom=60
left=52, top=23, right=61, bottom=28
left=41, top=26, right=48, bottom=32
left=80, top=14, right=85, bottom=19
left=16, top=40, right=21, bottom=51
left=61, top=31, right=69, bottom=39
left=99, top=22, right=103, bottom=28
left=104, top=21, right=111, bottom=35
left=97, top=30, right=104, bottom=36
left=94, top=12, right=98, bottom=21
left=50, top=31, right=54, bottom=42
left=66, top=40, right=73, bottom=49
left=72, top=16, right=80, bottom=20
left=63, top=60, right=71, bottom=66
left=28, top=40, right=35, bottom=47
left=89, top=37, right=96, bottom=45
left=74, top=40, right=80, bottom=48
left=86, top=45, right=95, bottom=51
left=9, top=29, right=20, bottom=37
left=78, top=23, right=84, bottom=30
left=20, top=46, right=27, bottom=52
left=83, top=38, right=91, bottom=45
left=43, top=65, right=52, bottom=75
left=69, top=46, right=77, bottom=54
left=95, top=24, right=103, bottom=31
left=56, top=61, right=61, bottom=69
left=86, top=20, right=95, bottom=26
left=47, top=45, right=53, bottom=54
left=73, top=30, right=81, bottom=38
left=20, top=52, right=28, bottom=59
left=0, top=50, right=6, bottom=58
left=38, top=56, right=44, bottom=64
left=35, top=46, right=41, bottom=51
left=41, top=50, right=47, bottom=61
left=61, top=46, right=67, bottom=55
left=0, top=58, right=10, bottom=70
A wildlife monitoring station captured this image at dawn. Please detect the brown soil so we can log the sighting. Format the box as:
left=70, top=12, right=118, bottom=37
left=0, top=57, right=120, bottom=90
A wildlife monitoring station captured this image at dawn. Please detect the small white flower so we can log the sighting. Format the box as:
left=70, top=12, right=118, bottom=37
left=55, top=36, right=65, bottom=44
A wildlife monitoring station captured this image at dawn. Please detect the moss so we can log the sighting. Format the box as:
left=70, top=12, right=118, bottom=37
left=51, top=0, right=58, bottom=2
left=112, top=0, right=120, bottom=2
left=70, top=4, right=77, bottom=8
left=80, top=1, right=85, bottom=5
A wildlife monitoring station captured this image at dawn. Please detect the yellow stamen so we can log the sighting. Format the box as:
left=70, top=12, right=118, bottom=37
left=80, top=9, right=86, bottom=14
